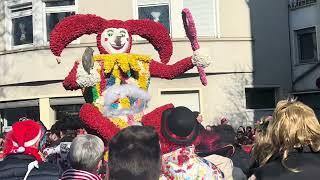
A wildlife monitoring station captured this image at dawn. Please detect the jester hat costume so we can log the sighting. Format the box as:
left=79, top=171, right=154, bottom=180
left=49, top=11, right=211, bottom=153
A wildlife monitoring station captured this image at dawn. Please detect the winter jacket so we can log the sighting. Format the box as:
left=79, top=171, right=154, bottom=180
left=204, top=154, right=234, bottom=180
left=0, top=154, right=59, bottom=180
left=254, top=151, right=320, bottom=180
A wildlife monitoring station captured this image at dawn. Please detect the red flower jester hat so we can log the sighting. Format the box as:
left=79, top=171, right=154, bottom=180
left=50, top=14, right=173, bottom=64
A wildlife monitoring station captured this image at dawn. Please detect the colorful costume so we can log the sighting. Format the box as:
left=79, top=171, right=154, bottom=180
left=49, top=11, right=210, bottom=153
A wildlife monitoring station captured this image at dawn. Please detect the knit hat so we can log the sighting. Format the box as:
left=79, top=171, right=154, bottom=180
left=4, top=120, right=44, bottom=162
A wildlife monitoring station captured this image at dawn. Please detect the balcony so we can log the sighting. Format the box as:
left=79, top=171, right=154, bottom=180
left=289, top=0, right=317, bottom=9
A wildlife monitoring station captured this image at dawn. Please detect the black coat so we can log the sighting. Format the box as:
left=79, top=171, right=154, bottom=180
left=0, top=154, right=59, bottom=180
left=254, top=152, right=320, bottom=180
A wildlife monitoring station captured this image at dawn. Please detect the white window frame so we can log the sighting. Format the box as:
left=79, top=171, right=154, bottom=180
left=4, top=0, right=78, bottom=51
left=42, top=0, right=79, bottom=45
left=132, top=0, right=220, bottom=39
left=158, top=88, right=203, bottom=114
left=5, top=0, right=34, bottom=50
left=132, top=0, right=172, bottom=40
left=294, top=27, right=318, bottom=65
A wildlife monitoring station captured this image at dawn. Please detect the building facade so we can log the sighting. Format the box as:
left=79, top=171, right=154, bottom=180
left=289, top=0, right=320, bottom=116
left=0, top=0, right=291, bottom=131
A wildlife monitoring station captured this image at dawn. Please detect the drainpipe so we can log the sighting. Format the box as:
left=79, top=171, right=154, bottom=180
left=288, top=3, right=294, bottom=96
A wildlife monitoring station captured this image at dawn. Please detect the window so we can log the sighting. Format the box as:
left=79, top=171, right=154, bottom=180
left=160, top=90, right=201, bottom=112
left=5, top=0, right=77, bottom=50
left=183, top=0, right=218, bottom=36
left=245, top=88, right=276, bottom=109
left=50, top=97, right=84, bottom=120
left=0, top=106, right=40, bottom=132
left=296, top=27, right=318, bottom=64
left=44, top=0, right=76, bottom=42
left=289, top=0, right=317, bottom=9
left=0, top=107, right=40, bottom=126
left=135, top=0, right=219, bottom=37
left=137, top=0, right=171, bottom=33
left=52, top=104, right=82, bottom=120
left=0, top=99, right=40, bottom=132
left=7, top=2, right=33, bottom=47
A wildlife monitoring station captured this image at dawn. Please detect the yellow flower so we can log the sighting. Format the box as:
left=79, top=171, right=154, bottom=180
left=119, top=97, right=130, bottom=109
left=117, top=54, right=130, bottom=73
left=138, top=73, right=148, bottom=90
left=93, top=53, right=152, bottom=89
left=112, top=65, right=121, bottom=80
left=96, top=82, right=100, bottom=96
left=111, top=117, right=129, bottom=129
left=93, top=53, right=151, bottom=74
left=104, top=151, right=109, bottom=161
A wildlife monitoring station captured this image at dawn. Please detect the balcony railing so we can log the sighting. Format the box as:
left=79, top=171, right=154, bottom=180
left=289, top=0, right=317, bottom=9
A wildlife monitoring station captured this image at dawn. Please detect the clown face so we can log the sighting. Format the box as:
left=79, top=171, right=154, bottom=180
left=101, top=28, right=130, bottom=54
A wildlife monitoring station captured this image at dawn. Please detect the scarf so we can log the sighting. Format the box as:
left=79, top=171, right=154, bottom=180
left=61, top=169, right=102, bottom=180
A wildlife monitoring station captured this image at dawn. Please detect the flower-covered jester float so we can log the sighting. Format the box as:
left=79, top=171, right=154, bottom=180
left=49, top=10, right=211, bottom=153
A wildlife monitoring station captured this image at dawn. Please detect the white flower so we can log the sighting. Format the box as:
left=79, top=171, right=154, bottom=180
left=191, top=50, right=211, bottom=68
left=76, top=62, right=100, bottom=88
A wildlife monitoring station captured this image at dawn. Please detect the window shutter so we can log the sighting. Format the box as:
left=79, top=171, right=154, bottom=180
left=183, top=0, right=216, bottom=36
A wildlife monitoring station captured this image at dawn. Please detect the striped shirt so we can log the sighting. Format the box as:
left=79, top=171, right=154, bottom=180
left=61, top=169, right=102, bottom=180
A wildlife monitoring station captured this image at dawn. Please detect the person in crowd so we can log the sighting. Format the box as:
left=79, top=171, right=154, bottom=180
left=221, top=117, right=229, bottom=125
left=48, top=122, right=62, bottom=147
left=247, top=116, right=273, bottom=178
left=160, top=106, right=225, bottom=179
left=108, top=126, right=161, bottom=180
left=61, top=134, right=104, bottom=180
left=43, top=116, right=83, bottom=174
left=206, top=125, right=213, bottom=131
left=0, top=133, right=5, bottom=161
left=251, top=99, right=320, bottom=180
left=0, top=119, right=59, bottom=179
left=210, top=124, right=249, bottom=179
left=245, top=126, right=254, bottom=143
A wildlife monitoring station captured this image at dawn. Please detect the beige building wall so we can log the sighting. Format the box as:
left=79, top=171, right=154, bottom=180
left=0, top=0, right=263, bottom=129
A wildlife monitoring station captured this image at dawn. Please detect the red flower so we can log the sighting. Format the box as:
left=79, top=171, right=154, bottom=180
left=63, top=61, right=80, bottom=90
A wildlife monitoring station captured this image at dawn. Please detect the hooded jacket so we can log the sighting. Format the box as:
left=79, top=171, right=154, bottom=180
left=0, top=154, right=59, bottom=180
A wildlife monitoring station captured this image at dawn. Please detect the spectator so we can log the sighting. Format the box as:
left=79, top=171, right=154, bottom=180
left=252, top=99, right=320, bottom=180
left=108, top=126, right=161, bottom=180
left=221, top=117, right=229, bottom=125
left=0, top=133, right=5, bottom=161
left=48, top=122, right=62, bottom=147
left=160, top=106, right=224, bottom=179
left=44, top=116, right=82, bottom=174
left=61, top=134, right=104, bottom=180
left=0, top=119, right=59, bottom=179
left=206, top=125, right=213, bottom=131
left=211, top=124, right=250, bottom=179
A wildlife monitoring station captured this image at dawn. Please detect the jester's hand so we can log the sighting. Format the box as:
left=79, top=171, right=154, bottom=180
left=192, top=50, right=211, bottom=68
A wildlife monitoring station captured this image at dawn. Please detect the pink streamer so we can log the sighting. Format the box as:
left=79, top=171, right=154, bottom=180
left=182, top=8, right=208, bottom=86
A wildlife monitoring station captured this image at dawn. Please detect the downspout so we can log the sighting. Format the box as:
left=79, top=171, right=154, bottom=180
left=288, top=3, right=294, bottom=96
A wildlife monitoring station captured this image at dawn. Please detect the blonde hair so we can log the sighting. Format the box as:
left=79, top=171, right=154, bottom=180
left=253, top=99, right=320, bottom=171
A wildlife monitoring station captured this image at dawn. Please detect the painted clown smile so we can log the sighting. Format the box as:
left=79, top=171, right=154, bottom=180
left=110, top=43, right=125, bottom=50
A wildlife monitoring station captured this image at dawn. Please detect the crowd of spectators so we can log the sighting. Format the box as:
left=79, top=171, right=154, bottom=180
left=0, top=98, right=319, bottom=180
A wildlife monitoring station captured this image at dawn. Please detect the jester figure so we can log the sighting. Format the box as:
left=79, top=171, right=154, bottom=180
left=49, top=10, right=211, bottom=153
